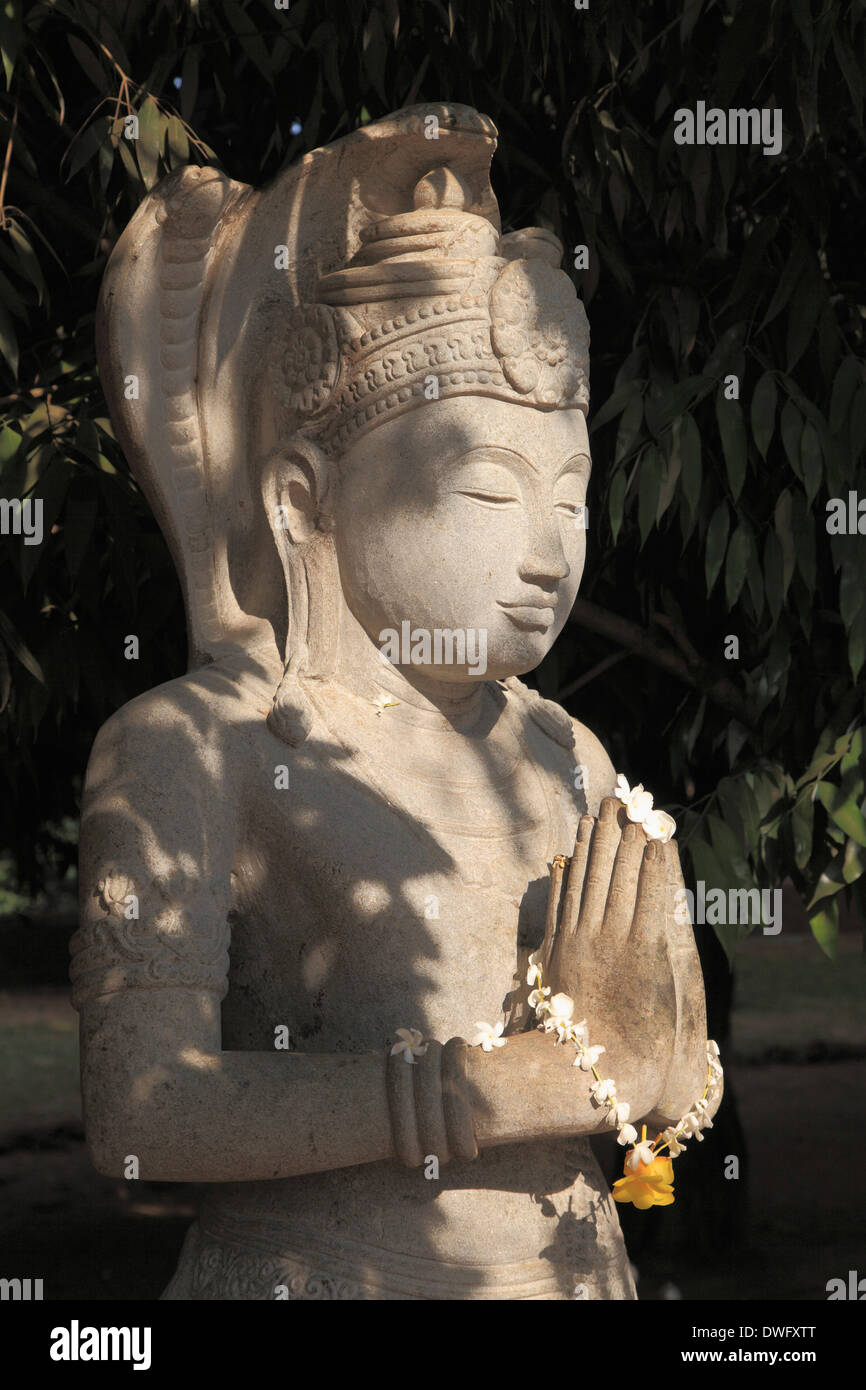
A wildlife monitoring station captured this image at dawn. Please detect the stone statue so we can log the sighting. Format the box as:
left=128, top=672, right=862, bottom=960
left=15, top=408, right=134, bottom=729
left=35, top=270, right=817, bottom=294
left=72, top=104, right=720, bottom=1300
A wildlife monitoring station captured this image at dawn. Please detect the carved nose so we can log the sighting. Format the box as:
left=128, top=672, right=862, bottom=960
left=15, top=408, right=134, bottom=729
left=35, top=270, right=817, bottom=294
left=518, top=553, right=570, bottom=585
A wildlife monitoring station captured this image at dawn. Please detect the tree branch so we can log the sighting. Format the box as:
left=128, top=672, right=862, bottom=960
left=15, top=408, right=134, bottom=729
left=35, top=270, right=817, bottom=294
left=568, top=597, right=754, bottom=728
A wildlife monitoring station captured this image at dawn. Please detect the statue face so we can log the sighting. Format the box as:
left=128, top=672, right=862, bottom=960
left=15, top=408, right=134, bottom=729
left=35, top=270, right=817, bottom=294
left=331, top=397, right=590, bottom=682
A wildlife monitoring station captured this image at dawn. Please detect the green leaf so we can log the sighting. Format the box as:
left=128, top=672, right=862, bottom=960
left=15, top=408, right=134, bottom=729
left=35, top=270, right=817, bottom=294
left=780, top=399, right=803, bottom=482
left=678, top=413, right=702, bottom=532
left=817, top=780, right=866, bottom=848
left=608, top=468, right=626, bottom=542
left=843, top=836, right=866, bottom=885
left=7, top=222, right=47, bottom=306
left=708, top=812, right=750, bottom=882
left=705, top=501, right=729, bottom=596
left=591, top=381, right=641, bottom=432
left=166, top=116, right=189, bottom=165
left=180, top=49, right=199, bottom=124
left=829, top=357, right=860, bottom=434
left=751, top=371, right=777, bottom=460
left=778, top=489, right=795, bottom=597
left=785, top=272, right=824, bottom=372
left=725, top=525, right=750, bottom=608
left=807, top=858, right=846, bottom=911
left=759, top=240, right=808, bottom=331
left=832, top=29, right=863, bottom=125
left=841, top=729, right=865, bottom=778
left=67, top=34, right=106, bottom=90
left=763, top=529, right=784, bottom=623
left=808, top=899, right=839, bottom=960
left=847, top=605, right=866, bottom=681
left=0, top=299, right=19, bottom=376
left=791, top=794, right=814, bottom=869
left=656, top=435, right=682, bottom=522
left=790, top=488, right=817, bottom=595
left=136, top=97, right=164, bottom=190
left=850, top=386, right=866, bottom=466
left=638, top=445, right=661, bottom=546
left=0, top=610, right=44, bottom=684
left=716, top=394, right=747, bottom=501
left=799, top=422, right=822, bottom=505
left=615, top=392, right=644, bottom=465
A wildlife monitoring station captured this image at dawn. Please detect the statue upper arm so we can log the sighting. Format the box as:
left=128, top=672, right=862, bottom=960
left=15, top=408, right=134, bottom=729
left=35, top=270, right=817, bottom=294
left=71, top=688, right=236, bottom=1013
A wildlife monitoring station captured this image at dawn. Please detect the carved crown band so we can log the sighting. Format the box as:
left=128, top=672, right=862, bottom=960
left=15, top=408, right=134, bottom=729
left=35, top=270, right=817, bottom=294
left=272, top=260, right=590, bottom=454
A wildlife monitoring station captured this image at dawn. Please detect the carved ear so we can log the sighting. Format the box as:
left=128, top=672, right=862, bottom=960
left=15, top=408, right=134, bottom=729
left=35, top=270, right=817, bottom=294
left=263, top=436, right=333, bottom=556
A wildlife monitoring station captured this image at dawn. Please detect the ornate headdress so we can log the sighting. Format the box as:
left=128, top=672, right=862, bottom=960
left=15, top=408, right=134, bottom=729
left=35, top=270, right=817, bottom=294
left=273, top=164, right=588, bottom=455
left=96, top=104, right=590, bottom=675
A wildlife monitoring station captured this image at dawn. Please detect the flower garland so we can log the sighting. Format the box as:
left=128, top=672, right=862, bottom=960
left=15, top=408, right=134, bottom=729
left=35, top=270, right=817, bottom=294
left=391, top=773, right=724, bottom=1207
left=524, top=949, right=724, bottom=1207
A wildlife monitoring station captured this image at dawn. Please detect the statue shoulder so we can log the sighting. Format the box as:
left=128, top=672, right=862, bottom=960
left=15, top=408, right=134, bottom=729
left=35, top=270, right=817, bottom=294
left=83, top=662, right=271, bottom=797
left=500, top=677, right=616, bottom=815
left=73, top=664, right=273, bottom=1011
left=568, top=716, right=617, bottom=816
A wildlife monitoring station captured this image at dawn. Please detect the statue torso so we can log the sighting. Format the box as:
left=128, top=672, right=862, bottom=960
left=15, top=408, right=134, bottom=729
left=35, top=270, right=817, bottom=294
left=157, top=667, right=635, bottom=1300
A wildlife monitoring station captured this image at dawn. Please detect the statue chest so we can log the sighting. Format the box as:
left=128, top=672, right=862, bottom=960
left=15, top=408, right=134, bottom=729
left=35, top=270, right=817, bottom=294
left=221, top=718, right=583, bottom=1052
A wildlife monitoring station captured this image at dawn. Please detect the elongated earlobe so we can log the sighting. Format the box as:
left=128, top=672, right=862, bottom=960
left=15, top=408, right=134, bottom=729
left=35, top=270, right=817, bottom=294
left=262, top=435, right=338, bottom=746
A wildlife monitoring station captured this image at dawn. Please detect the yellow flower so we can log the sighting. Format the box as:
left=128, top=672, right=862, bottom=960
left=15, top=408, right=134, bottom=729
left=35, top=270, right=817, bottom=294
left=612, top=1152, right=675, bottom=1209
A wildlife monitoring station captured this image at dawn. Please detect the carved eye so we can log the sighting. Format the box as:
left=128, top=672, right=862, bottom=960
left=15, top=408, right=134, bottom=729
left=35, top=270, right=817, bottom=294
left=455, top=489, right=521, bottom=508
left=555, top=499, right=586, bottom=518
left=554, top=475, right=587, bottom=519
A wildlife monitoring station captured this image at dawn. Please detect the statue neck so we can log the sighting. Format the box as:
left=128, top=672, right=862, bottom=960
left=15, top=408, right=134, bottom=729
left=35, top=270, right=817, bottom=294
left=330, top=591, right=487, bottom=729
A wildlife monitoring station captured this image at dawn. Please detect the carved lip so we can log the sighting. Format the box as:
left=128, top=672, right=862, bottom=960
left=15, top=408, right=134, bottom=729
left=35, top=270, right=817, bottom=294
left=498, top=597, right=557, bottom=630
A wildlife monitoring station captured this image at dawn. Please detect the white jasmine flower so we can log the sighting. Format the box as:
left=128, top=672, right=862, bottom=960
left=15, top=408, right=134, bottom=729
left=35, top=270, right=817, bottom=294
left=526, top=950, right=544, bottom=987
left=614, top=773, right=631, bottom=803
left=614, top=774, right=653, bottom=825
left=528, top=986, right=551, bottom=1012
left=616, top=1123, right=639, bottom=1147
left=472, top=1021, right=506, bottom=1052
left=374, top=695, right=400, bottom=715
left=609, top=1100, right=631, bottom=1127
left=643, top=808, right=677, bottom=843
left=662, top=1125, right=687, bottom=1157
left=575, top=1043, right=605, bottom=1070
left=625, top=1139, right=656, bottom=1172
left=590, top=1078, right=617, bottom=1105
left=390, top=1027, right=427, bottom=1063
left=707, top=1040, right=721, bottom=1058
left=548, top=992, right=575, bottom=1021
left=544, top=992, right=576, bottom=1042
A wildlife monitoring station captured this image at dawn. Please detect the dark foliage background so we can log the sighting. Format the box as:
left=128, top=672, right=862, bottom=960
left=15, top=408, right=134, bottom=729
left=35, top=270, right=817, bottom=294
left=1, top=0, right=864, bottom=962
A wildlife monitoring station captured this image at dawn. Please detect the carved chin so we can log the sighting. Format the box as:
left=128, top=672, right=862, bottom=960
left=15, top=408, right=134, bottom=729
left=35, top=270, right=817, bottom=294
left=485, top=627, right=557, bottom=680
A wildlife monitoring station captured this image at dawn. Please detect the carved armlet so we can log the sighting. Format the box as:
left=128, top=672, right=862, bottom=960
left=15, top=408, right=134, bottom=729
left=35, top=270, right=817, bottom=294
left=70, top=870, right=230, bottom=1010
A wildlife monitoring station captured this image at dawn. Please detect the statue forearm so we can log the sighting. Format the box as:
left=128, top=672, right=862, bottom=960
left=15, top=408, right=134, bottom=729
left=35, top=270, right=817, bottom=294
left=80, top=990, right=671, bottom=1183
left=80, top=990, right=394, bottom=1182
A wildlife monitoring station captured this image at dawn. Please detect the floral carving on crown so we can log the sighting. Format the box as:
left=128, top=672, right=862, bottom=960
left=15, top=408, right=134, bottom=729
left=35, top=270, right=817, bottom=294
left=277, top=303, right=342, bottom=419
left=490, top=261, right=589, bottom=407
